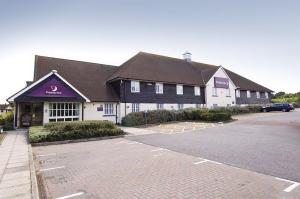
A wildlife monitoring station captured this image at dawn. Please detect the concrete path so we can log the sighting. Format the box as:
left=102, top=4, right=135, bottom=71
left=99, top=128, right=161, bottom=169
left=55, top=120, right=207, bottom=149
left=0, top=129, right=33, bottom=199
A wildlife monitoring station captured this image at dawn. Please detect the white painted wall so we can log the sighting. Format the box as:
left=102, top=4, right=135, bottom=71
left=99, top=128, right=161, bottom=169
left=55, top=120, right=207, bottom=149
left=205, top=67, right=236, bottom=108
left=84, top=102, right=117, bottom=123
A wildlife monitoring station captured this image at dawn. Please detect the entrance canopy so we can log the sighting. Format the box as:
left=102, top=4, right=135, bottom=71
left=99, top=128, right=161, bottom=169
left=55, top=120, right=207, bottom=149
left=7, top=70, right=90, bottom=103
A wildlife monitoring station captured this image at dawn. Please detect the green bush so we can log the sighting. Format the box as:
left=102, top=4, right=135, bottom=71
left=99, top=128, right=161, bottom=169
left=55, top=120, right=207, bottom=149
left=0, top=112, right=14, bottom=131
left=29, top=120, right=124, bottom=143
left=121, top=108, right=232, bottom=127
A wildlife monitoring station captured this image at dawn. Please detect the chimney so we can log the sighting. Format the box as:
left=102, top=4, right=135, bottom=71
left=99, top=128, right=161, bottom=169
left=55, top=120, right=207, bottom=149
left=183, top=52, right=192, bottom=62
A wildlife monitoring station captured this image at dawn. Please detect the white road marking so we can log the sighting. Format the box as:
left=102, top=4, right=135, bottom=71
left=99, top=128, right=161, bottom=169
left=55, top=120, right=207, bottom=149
left=126, top=141, right=141, bottom=145
left=276, top=177, right=300, bottom=192
left=151, top=148, right=169, bottom=152
left=153, top=154, right=163, bottom=157
left=284, top=183, right=300, bottom=192
left=194, top=160, right=209, bottom=164
left=56, top=192, right=84, bottom=199
left=36, top=153, right=56, bottom=157
left=39, top=166, right=65, bottom=172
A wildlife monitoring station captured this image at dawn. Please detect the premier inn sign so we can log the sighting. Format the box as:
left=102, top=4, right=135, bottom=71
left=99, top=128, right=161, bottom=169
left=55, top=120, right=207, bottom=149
left=214, top=77, right=229, bottom=89
left=28, top=77, right=77, bottom=98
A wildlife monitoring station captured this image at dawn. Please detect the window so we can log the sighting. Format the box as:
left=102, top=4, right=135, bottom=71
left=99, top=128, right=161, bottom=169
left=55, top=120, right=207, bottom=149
left=49, top=103, right=79, bottom=122
left=247, top=90, right=251, bottom=98
left=155, top=83, right=163, bottom=94
left=132, top=103, right=140, bottom=112
left=226, top=89, right=231, bottom=97
left=157, top=104, right=164, bottom=110
left=194, top=86, right=200, bottom=96
left=104, top=104, right=114, bottom=115
left=212, top=87, right=218, bottom=96
left=131, top=81, right=140, bottom=93
left=176, top=85, right=183, bottom=95
left=265, top=92, right=269, bottom=99
left=213, top=104, right=218, bottom=108
left=256, top=91, right=260, bottom=99
left=178, top=104, right=184, bottom=110
left=236, top=90, right=240, bottom=98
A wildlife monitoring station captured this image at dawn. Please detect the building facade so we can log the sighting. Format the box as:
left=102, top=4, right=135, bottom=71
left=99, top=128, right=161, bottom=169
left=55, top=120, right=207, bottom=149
left=7, top=52, right=273, bottom=127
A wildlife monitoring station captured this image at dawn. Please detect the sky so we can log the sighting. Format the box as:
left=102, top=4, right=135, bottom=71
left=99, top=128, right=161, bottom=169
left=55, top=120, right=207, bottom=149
left=1, top=0, right=299, bottom=103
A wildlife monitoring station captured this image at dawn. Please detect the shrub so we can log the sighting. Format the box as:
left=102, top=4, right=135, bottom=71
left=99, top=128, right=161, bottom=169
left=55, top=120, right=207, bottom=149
left=29, top=120, right=124, bottom=143
left=0, top=112, right=14, bottom=131
left=121, top=108, right=232, bottom=127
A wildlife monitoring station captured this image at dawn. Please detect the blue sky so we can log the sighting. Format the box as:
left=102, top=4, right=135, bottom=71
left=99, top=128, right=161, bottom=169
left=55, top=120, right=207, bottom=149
left=1, top=0, right=299, bottom=103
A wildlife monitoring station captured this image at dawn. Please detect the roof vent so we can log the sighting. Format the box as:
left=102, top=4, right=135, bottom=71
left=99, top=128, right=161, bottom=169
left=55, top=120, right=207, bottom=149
left=183, top=52, right=192, bottom=62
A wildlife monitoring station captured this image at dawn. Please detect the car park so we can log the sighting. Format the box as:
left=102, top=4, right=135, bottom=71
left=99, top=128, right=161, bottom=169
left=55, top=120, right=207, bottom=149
left=260, top=103, right=294, bottom=112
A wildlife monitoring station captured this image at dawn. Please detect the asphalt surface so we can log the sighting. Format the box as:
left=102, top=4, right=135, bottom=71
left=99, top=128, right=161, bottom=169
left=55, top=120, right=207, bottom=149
left=127, top=109, right=300, bottom=182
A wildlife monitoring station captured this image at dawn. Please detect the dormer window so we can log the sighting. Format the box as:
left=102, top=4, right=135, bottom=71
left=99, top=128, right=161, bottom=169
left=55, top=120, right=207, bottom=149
left=177, top=85, right=183, bottom=95
left=155, top=83, right=163, bottom=94
left=131, top=81, right=140, bottom=93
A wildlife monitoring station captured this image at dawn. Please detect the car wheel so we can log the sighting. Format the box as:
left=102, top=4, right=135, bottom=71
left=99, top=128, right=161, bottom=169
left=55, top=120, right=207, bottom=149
left=263, top=109, right=267, bottom=112
left=282, top=109, right=286, bottom=112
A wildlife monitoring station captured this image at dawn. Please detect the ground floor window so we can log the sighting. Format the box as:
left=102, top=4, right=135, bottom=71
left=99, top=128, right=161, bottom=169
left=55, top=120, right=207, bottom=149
left=104, top=104, right=114, bottom=115
left=132, top=103, right=140, bottom=112
left=178, top=104, right=184, bottom=110
left=49, top=102, right=80, bottom=122
left=157, top=104, right=164, bottom=110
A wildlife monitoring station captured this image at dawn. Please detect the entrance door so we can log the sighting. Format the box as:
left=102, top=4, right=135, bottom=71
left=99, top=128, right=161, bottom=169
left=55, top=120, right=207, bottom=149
left=19, top=103, right=43, bottom=127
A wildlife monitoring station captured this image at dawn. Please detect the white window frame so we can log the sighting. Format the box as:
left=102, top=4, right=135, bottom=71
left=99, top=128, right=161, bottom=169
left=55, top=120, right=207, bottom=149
left=265, top=92, right=269, bottom=99
left=157, top=103, right=164, bottom=110
left=194, top=86, right=200, bottom=96
left=247, top=90, right=251, bottom=98
left=104, top=103, right=114, bottom=115
left=212, top=87, right=218, bottom=96
left=226, top=88, right=231, bottom=97
left=256, top=91, right=260, bottom=99
left=155, top=83, right=163, bottom=94
left=176, top=84, right=183, bottom=95
left=131, top=81, right=140, bottom=93
left=236, top=90, right=240, bottom=98
left=178, top=104, right=184, bottom=110
left=132, top=103, right=140, bottom=112
left=49, top=102, right=80, bottom=122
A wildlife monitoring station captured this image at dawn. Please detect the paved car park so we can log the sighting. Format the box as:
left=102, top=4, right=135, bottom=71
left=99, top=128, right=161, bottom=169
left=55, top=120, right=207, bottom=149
left=33, top=110, right=300, bottom=198
left=128, top=110, right=300, bottom=182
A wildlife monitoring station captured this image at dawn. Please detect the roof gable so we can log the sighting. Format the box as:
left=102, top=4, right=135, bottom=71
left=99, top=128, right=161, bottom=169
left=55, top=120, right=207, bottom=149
left=34, top=56, right=120, bottom=102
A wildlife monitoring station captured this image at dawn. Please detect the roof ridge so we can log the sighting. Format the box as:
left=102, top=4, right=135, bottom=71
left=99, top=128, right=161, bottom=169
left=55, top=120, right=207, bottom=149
left=35, top=55, right=117, bottom=68
left=139, top=51, right=219, bottom=67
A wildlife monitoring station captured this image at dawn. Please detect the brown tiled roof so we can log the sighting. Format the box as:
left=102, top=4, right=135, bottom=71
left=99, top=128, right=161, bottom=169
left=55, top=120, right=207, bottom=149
left=109, top=52, right=273, bottom=92
left=108, top=52, right=206, bottom=86
left=34, top=56, right=120, bottom=102
left=224, top=68, right=273, bottom=92
left=33, top=52, right=272, bottom=103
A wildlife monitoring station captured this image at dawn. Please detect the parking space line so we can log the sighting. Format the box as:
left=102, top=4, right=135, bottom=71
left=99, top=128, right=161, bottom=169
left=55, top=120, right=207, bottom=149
left=56, top=192, right=84, bottom=199
left=36, top=153, right=56, bottom=157
left=39, top=166, right=65, bottom=172
left=194, top=160, right=209, bottom=164
left=276, top=177, right=300, bottom=192
left=151, top=148, right=164, bottom=152
left=284, top=183, right=300, bottom=192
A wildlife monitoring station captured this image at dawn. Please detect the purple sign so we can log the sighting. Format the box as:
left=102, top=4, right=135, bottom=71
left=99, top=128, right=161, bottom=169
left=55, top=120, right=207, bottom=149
left=214, top=77, right=229, bottom=89
left=28, top=78, right=77, bottom=98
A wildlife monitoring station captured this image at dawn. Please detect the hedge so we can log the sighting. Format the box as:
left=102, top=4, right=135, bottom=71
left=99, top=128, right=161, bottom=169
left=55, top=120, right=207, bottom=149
left=29, top=120, right=124, bottom=143
left=121, top=105, right=263, bottom=127
left=121, top=108, right=232, bottom=127
left=0, top=112, right=14, bottom=131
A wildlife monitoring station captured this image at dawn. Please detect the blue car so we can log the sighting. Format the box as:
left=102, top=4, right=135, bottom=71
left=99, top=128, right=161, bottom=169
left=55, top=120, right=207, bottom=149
left=261, top=103, right=294, bottom=112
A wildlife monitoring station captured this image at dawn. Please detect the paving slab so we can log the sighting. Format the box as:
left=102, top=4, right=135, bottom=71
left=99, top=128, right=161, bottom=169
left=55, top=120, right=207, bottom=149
left=0, top=130, right=33, bottom=199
